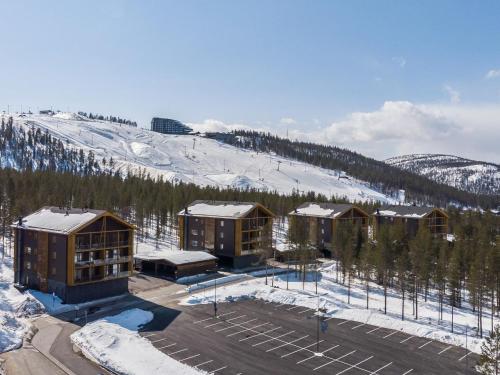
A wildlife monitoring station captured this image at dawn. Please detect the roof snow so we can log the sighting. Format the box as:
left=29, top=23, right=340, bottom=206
left=290, top=202, right=355, bottom=218
left=178, top=200, right=258, bottom=219
left=13, top=206, right=105, bottom=234
left=374, top=205, right=438, bottom=218
left=135, top=251, right=217, bottom=266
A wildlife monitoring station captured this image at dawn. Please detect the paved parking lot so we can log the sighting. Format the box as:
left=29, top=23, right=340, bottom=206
left=140, top=299, right=479, bottom=374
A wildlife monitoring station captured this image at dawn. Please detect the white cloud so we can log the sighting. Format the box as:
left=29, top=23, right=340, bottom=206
left=443, top=85, right=461, bottom=104
left=280, top=117, right=296, bottom=125
left=187, top=119, right=253, bottom=133
left=392, top=56, right=406, bottom=68
left=485, top=69, right=500, bottom=79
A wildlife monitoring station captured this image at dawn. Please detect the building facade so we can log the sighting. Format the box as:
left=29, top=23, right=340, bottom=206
left=178, top=201, right=274, bottom=268
left=12, top=207, right=134, bottom=304
left=151, top=117, right=192, bottom=135
left=288, top=202, right=369, bottom=255
left=372, top=205, right=449, bottom=238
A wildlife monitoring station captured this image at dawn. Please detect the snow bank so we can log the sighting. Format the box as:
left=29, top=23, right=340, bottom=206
left=0, top=257, right=31, bottom=353
left=186, top=274, right=246, bottom=293
left=71, top=308, right=205, bottom=375
left=182, top=262, right=488, bottom=354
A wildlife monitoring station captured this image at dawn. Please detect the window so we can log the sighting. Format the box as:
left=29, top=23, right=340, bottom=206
left=220, top=244, right=224, bottom=250
left=220, top=221, right=224, bottom=227
left=52, top=251, right=57, bottom=260
left=51, top=267, right=56, bottom=276
left=52, top=236, right=57, bottom=244
left=25, top=261, right=31, bottom=270
left=33, top=262, right=37, bottom=272
left=321, top=229, right=325, bottom=234
left=24, top=246, right=32, bottom=255
left=191, top=229, right=198, bottom=236
left=220, top=232, right=224, bottom=239
left=321, top=219, right=325, bottom=224
left=192, top=240, right=198, bottom=247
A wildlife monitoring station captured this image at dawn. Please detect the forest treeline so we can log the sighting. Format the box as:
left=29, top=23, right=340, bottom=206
left=77, top=111, right=137, bottom=127
left=224, top=130, right=498, bottom=208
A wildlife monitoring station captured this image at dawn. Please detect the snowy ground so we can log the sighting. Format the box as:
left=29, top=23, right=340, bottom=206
left=70, top=308, right=205, bottom=375
left=6, top=113, right=395, bottom=203
left=0, top=256, right=35, bottom=353
left=181, top=261, right=492, bottom=354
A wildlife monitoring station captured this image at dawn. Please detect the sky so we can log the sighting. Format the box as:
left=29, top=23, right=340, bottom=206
left=0, top=1, right=499, bottom=162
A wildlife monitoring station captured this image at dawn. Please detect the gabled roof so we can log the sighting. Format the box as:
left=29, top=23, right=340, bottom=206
left=373, top=205, right=447, bottom=219
left=289, top=202, right=364, bottom=218
left=12, top=206, right=132, bottom=235
left=135, top=250, right=217, bottom=266
left=178, top=200, right=275, bottom=219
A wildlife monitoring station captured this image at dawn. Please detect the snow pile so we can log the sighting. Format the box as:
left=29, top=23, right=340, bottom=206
left=5, top=113, right=395, bottom=202
left=182, top=261, right=488, bottom=353
left=186, top=274, right=246, bottom=293
left=0, top=257, right=31, bottom=353
left=71, top=309, right=205, bottom=375
left=52, top=112, right=87, bottom=121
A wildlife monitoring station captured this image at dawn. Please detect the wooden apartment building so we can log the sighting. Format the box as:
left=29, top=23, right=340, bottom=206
left=288, top=202, right=369, bottom=255
left=12, top=207, right=134, bottom=303
left=178, top=200, right=274, bottom=268
left=372, top=205, right=449, bottom=238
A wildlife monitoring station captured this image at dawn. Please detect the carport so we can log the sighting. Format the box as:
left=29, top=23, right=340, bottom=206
left=134, top=251, right=217, bottom=279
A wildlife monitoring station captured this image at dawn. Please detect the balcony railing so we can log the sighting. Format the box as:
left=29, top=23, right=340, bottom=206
left=76, top=256, right=132, bottom=268
left=76, top=240, right=130, bottom=251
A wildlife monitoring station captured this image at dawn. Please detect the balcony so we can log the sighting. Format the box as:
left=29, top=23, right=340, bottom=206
left=76, top=256, right=131, bottom=268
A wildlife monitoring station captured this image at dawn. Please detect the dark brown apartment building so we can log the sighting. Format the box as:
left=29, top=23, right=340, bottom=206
left=178, top=201, right=274, bottom=268
left=288, top=202, right=369, bottom=255
left=12, top=206, right=134, bottom=303
left=372, top=205, right=449, bottom=238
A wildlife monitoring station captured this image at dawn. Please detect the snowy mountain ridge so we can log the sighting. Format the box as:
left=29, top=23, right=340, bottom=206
left=386, top=154, right=500, bottom=195
left=1, top=113, right=395, bottom=204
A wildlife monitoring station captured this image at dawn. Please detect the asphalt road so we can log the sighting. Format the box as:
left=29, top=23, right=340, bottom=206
left=140, top=299, right=479, bottom=375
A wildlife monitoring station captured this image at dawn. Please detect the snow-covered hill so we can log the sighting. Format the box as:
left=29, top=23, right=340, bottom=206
left=3, top=113, right=394, bottom=203
left=386, top=154, right=500, bottom=195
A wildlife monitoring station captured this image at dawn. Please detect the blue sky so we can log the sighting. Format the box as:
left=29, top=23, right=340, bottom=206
left=1, top=1, right=499, bottom=161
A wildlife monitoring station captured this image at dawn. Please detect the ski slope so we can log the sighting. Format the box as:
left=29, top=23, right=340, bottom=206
left=9, top=113, right=394, bottom=203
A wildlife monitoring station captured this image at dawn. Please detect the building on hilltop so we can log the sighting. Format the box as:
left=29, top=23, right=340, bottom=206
left=288, top=202, right=369, bottom=256
left=372, top=205, right=448, bottom=238
left=178, top=200, right=275, bottom=268
left=12, top=207, right=134, bottom=303
left=151, top=117, right=192, bottom=135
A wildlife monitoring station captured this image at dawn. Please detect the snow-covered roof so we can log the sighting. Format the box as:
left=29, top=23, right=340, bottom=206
left=179, top=200, right=271, bottom=219
left=373, top=205, right=442, bottom=218
left=135, top=251, right=217, bottom=266
left=12, top=206, right=106, bottom=234
left=289, top=202, right=359, bottom=218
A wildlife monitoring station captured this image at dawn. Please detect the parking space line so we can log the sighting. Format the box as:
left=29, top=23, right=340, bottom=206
left=209, top=366, right=228, bottom=374
left=205, top=321, right=225, bottom=328
left=266, top=335, right=311, bottom=353
left=366, top=327, right=381, bottom=334
left=400, top=336, right=414, bottom=343
left=158, top=343, right=176, bottom=350
left=179, top=354, right=200, bottom=362
left=142, top=333, right=157, bottom=338
left=459, top=352, right=472, bottom=361
left=286, top=305, right=302, bottom=311
left=352, top=323, right=366, bottom=330
left=194, top=360, right=213, bottom=368
left=215, top=318, right=257, bottom=332
left=226, top=322, right=269, bottom=337
left=168, top=348, right=188, bottom=356
left=151, top=337, right=168, bottom=343
left=371, top=361, right=392, bottom=374
left=324, top=316, right=336, bottom=321
left=206, top=314, right=246, bottom=328
left=313, top=350, right=356, bottom=371
left=418, top=340, right=433, bottom=349
left=279, top=338, right=320, bottom=357
left=336, top=356, right=373, bottom=375
left=383, top=331, right=398, bottom=339
left=298, top=308, right=313, bottom=314
left=252, top=331, right=296, bottom=347
left=239, top=326, right=281, bottom=342
left=194, top=311, right=236, bottom=324
left=401, top=369, right=414, bottom=375
left=438, top=345, right=453, bottom=355
left=296, top=345, right=336, bottom=364
left=337, top=320, right=350, bottom=326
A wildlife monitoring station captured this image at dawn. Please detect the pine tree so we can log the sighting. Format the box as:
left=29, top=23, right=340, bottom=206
left=479, top=324, right=500, bottom=375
